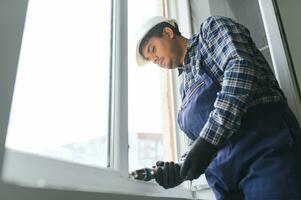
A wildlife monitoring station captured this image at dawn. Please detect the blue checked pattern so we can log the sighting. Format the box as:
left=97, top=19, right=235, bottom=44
left=180, top=16, right=286, bottom=146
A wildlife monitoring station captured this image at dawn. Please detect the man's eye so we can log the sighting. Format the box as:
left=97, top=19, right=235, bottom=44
left=151, top=46, right=155, bottom=53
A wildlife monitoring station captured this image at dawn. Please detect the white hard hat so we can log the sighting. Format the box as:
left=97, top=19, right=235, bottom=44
left=135, top=16, right=177, bottom=66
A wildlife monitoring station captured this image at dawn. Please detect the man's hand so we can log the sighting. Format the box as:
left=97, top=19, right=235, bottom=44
left=155, top=161, right=184, bottom=189
left=180, top=137, right=217, bottom=181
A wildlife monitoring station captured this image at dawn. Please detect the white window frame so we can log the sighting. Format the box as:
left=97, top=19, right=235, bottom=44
left=258, top=0, right=301, bottom=125
left=0, top=0, right=193, bottom=199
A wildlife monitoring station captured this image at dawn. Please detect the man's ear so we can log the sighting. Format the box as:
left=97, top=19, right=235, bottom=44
left=162, top=27, right=175, bottom=39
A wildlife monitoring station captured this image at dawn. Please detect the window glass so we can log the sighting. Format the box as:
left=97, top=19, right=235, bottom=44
left=128, top=0, right=177, bottom=171
left=5, top=0, right=111, bottom=168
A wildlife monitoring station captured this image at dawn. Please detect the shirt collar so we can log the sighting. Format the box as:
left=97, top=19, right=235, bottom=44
left=177, top=34, right=199, bottom=76
left=184, top=35, right=199, bottom=68
left=187, top=34, right=198, bottom=50
left=177, top=67, right=184, bottom=76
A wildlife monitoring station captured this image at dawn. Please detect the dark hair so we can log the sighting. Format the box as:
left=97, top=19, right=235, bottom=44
left=139, top=22, right=181, bottom=59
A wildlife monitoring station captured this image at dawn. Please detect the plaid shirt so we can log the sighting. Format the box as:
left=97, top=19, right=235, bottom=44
left=179, top=16, right=286, bottom=146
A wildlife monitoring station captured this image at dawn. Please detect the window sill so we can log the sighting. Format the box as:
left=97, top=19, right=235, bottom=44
left=2, top=149, right=192, bottom=199
left=193, top=188, right=215, bottom=200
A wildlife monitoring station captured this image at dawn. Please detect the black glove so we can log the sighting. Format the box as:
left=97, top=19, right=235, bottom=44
left=155, top=161, right=184, bottom=189
left=180, top=137, right=217, bottom=181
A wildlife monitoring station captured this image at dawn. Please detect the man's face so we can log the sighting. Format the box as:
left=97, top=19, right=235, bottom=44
left=141, top=27, right=182, bottom=69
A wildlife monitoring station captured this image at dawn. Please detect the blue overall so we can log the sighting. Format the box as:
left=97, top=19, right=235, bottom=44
left=177, top=65, right=301, bottom=199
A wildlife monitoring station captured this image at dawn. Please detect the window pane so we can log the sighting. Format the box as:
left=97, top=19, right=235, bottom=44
left=5, top=0, right=111, bottom=168
left=128, top=0, right=176, bottom=172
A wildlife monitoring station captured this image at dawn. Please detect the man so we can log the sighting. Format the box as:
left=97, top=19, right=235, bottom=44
left=135, top=16, right=301, bottom=199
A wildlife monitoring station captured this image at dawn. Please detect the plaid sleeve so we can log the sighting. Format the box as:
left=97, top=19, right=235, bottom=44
left=198, top=16, right=259, bottom=146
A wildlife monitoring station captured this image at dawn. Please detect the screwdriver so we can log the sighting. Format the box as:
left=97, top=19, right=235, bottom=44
left=130, top=162, right=183, bottom=181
